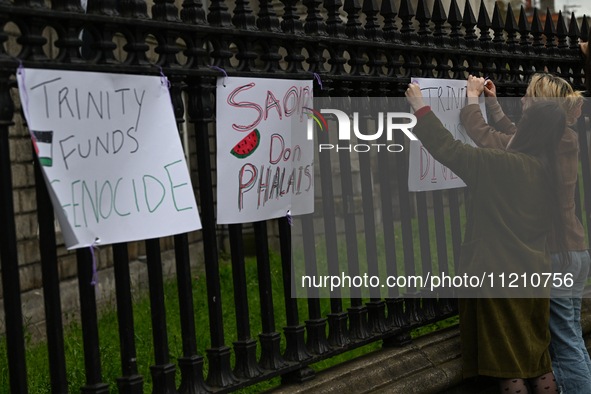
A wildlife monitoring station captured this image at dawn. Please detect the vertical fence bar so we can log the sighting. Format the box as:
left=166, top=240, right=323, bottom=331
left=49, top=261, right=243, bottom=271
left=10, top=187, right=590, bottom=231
left=447, top=190, right=462, bottom=269
left=253, top=220, right=289, bottom=368
left=432, top=0, right=450, bottom=50
left=415, top=192, right=438, bottom=318
left=432, top=190, right=453, bottom=313
left=228, top=224, right=264, bottom=379
left=447, top=189, right=462, bottom=312
left=76, top=247, right=110, bottom=394
left=112, top=242, right=144, bottom=394
left=169, top=75, right=211, bottom=394
left=518, top=6, right=532, bottom=58
left=278, top=217, right=312, bottom=364
left=188, top=77, right=238, bottom=388
left=144, top=239, right=178, bottom=394
left=316, top=118, right=349, bottom=346
left=337, top=121, right=371, bottom=341
left=173, top=233, right=211, bottom=394
left=351, top=96, right=388, bottom=334
left=0, top=73, right=28, bottom=394
left=356, top=132, right=388, bottom=334
left=382, top=100, right=416, bottom=347
left=375, top=112, right=406, bottom=329
left=393, top=118, right=421, bottom=328
left=530, top=8, right=545, bottom=56
left=34, top=158, right=68, bottom=394
left=299, top=214, right=331, bottom=355
left=280, top=216, right=317, bottom=381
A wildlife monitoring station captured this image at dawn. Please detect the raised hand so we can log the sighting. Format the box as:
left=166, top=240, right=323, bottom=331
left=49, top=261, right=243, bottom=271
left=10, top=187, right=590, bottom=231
left=483, top=79, right=498, bottom=107
left=467, top=75, right=485, bottom=98
left=405, top=82, right=426, bottom=112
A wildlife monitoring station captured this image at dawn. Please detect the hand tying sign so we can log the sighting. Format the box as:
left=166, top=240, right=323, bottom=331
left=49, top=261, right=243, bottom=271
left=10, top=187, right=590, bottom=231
left=405, top=82, right=426, bottom=112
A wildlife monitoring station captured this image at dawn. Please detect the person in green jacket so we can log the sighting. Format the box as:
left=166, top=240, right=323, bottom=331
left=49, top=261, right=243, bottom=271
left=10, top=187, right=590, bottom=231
left=406, top=82, right=568, bottom=394
left=461, top=74, right=590, bottom=394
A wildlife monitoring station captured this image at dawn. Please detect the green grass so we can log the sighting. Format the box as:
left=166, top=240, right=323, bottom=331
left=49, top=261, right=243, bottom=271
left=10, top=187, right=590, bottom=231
left=6, top=175, right=589, bottom=393
left=1, top=250, right=438, bottom=394
left=4, top=158, right=590, bottom=393
left=0, top=198, right=466, bottom=394
left=292, top=195, right=464, bottom=298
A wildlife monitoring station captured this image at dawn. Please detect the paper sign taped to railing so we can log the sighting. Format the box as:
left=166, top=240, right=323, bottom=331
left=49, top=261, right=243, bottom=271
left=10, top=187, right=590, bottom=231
left=216, top=77, right=314, bottom=224
left=408, top=78, right=486, bottom=192
left=17, top=69, right=201, bottom=249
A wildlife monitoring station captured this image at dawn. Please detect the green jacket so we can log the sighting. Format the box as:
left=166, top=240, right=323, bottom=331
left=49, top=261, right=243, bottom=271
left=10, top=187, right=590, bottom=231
left=414, top=110, right=552, bottom=289
left=413, top=110, right=552, bottom=378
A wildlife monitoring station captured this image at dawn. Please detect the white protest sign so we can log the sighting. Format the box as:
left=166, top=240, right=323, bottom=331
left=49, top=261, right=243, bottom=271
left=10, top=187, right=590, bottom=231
left=17, top=69, right=201, bottom=249
left=216, top=77, right=314, bottom=224
left=408, top=78, right=486, bottom=192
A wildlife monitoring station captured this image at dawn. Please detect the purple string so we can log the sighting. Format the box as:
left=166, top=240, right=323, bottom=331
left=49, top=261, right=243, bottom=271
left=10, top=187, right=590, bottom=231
left=90, top=242, right=100, bottom=297
left=151, top=63, right=171, bottom=89
left=149, top=63, right=175, bottom=113
left=11, top=56, right=28, bottom=119
left=9, top=54, right=23, bottom=71
left=306, top=71, right=323, bottom=90
left=286, top=211, right=293, bottom=226
left=207, top=65, right=228, bottom=87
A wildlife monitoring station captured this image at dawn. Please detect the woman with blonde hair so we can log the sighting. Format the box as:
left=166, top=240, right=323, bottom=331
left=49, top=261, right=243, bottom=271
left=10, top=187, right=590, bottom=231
left=461, top=73, right=590, bottom=394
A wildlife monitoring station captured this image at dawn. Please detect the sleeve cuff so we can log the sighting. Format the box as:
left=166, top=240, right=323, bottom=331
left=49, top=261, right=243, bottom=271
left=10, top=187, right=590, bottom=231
left=414, top=106, right=432, bottom=120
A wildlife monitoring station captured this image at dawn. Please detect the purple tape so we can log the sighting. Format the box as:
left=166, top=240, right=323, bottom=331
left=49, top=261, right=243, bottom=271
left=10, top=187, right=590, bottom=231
left=90, top=242, right=100, bottom=297
left=286, top=211, right=293, bottom=226
left=306, top=71, right=323, bottom=90
left=207, top=65, right=228, bottom=87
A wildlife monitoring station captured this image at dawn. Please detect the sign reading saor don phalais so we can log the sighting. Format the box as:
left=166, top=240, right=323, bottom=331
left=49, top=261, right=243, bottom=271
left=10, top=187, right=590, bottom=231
left=216, top=77, right=314, bottom=224
left=17, top=69, right=201, bottom=249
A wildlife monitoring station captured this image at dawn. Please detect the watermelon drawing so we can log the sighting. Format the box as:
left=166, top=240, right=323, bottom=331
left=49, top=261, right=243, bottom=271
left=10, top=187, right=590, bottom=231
left=231, top=129, right=260, bottom=159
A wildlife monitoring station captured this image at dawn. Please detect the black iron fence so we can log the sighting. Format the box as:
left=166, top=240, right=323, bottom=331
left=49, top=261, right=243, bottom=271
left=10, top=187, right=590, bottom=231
left=1, top=0, right=590, bottom=392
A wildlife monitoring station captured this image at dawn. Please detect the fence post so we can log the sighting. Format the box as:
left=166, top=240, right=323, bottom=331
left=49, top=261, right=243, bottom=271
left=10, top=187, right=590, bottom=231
left=145, top=238, right=179, bottom=394
left=315, top=98, right=350, bottom=347
left=229, top=224, right=265, bottom=379
left=34, top=157, right=69, bottom=394
left=189, top=76, right=238, bottom=388
left=112, top=242, right=145, bottom=394
left=0, top=70, right=28, bottom=394
left=76, top=247, right=110, bottom=394
left=254, top=221, right=290, bottom=369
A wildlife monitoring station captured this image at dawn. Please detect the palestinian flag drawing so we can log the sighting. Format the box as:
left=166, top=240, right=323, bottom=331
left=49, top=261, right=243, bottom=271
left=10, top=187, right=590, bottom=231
left=32, top=130, right=54, bottom=167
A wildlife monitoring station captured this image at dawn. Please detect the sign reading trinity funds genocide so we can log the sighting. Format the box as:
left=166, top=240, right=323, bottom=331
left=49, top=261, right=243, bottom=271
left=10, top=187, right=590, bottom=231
left=17, top=69, right=201, bottom=249
left=408, top=78, right=487, bottom=192
left=216, top=77, right=314, bottom=224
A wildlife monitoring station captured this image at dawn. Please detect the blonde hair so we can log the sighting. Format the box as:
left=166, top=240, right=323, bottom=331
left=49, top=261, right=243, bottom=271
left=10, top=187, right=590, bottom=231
left=526, top=73, right=583, bottom=126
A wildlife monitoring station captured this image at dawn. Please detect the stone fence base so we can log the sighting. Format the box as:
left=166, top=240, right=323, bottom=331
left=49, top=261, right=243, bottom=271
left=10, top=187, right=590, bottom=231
left=265, top=294, right=591, bottom=394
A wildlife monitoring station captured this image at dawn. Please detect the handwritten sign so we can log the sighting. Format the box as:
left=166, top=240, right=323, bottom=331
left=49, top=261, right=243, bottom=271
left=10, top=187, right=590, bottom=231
left=17, top=69, right=201, bottom=249
left=408, top=78, right=486, bottom=192
left=216, top=77, right=314, bottom=224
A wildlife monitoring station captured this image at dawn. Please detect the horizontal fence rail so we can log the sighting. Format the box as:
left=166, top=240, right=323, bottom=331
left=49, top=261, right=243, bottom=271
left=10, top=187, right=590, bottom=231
left=1, top=0, right=591, bottom=393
